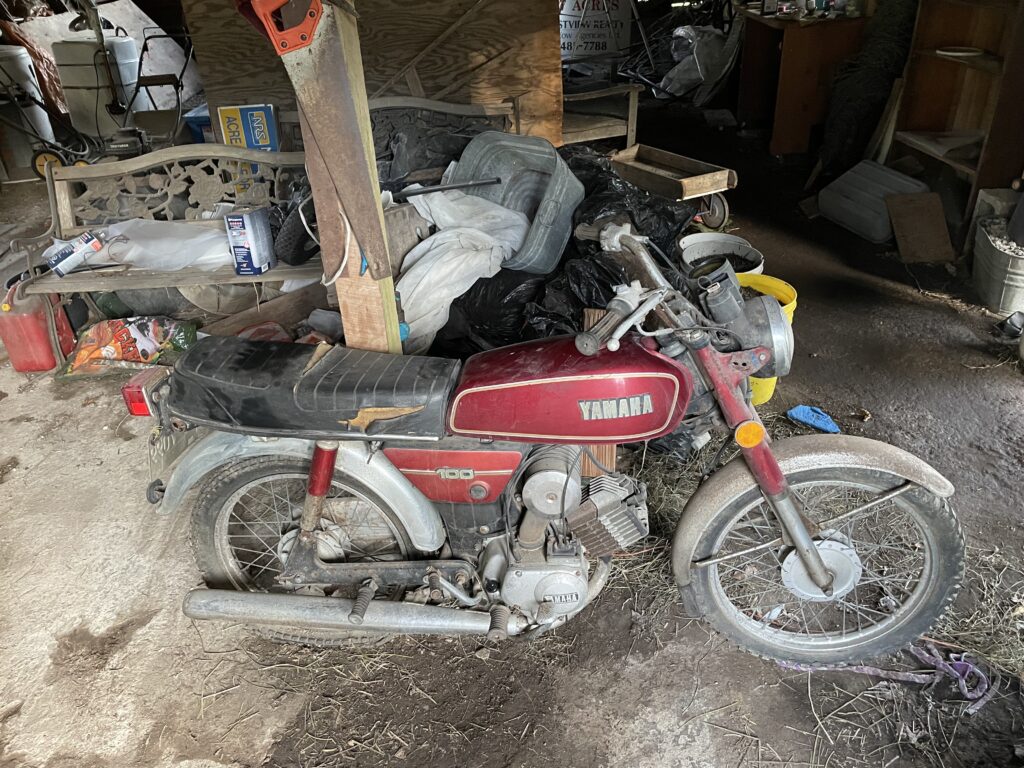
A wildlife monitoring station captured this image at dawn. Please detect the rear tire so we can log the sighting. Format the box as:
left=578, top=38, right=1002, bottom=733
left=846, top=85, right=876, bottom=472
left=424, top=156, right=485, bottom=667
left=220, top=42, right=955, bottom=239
left=191, top=456, right=414, bottom=647
left=682, top=466, right=965, bottom=666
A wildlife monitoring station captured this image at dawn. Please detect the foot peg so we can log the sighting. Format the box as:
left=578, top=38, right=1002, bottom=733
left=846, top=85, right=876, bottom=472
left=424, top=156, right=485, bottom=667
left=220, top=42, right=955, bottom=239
left=348, top=579, right=378, bottom=625
left=487, top=604, right=511, bottom=642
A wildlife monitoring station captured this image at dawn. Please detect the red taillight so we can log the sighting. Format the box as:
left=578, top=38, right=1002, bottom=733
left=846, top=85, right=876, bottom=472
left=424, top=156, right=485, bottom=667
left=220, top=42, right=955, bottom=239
left=121, top=382, right=152, bottom=416
left=121, top=367, right=168, bottom=417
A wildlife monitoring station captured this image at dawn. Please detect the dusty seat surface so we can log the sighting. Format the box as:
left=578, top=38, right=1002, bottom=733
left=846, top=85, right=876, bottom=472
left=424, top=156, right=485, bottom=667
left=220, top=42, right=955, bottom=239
left=168, top=337, right=461, bottom=439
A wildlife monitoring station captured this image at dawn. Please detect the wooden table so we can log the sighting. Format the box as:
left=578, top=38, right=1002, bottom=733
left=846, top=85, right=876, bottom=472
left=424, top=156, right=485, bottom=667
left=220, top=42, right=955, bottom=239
left=737, top=8, right=866, bottom=156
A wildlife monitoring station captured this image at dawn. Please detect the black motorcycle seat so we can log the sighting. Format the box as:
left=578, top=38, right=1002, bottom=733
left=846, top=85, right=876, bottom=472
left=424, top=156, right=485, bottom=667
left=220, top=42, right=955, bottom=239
left=168, top=336, right=461, bottom=440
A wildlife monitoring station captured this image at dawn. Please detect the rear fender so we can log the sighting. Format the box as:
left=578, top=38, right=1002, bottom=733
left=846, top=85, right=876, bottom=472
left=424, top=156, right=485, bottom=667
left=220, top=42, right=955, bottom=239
left=157, top=430, right=446, bottom=553
left=672, top=435, right=955, bottom=607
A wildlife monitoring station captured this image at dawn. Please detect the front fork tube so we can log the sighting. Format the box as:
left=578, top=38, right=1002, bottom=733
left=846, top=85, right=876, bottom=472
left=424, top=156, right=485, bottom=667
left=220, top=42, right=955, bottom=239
left=690, top=337, right=835, bottom=594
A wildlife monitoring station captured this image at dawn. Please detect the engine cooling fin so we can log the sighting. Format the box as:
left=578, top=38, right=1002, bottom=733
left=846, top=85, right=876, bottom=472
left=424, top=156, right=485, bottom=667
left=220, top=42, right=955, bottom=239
left=565, top=475, right=649, bottom=557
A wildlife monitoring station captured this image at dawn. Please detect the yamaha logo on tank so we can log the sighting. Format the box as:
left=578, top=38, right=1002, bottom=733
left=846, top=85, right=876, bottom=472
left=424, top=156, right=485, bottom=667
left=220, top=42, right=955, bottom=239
left=578, top=394, right=654, bottom=421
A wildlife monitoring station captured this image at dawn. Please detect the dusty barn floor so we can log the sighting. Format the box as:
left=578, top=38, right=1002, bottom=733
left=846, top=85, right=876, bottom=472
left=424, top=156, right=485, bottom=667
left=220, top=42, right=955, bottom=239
left=2, top=125, right=1024, bottom=768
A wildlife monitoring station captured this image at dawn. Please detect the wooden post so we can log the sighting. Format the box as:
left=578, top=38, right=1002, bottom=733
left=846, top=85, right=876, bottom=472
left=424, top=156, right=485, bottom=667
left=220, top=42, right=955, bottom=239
left=280, top=3, right=402, bottom=353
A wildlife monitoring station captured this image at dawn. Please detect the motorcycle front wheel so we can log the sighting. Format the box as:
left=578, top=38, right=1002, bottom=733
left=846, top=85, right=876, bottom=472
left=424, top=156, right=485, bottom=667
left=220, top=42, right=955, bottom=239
left=682, top=466, right=965, bottom=665
left=191, top=456, right=414, bottom=647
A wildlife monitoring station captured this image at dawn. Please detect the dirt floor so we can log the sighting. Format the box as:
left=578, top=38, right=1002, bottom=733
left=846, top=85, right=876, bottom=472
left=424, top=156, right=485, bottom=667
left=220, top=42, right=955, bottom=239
left=2, top=113, right=1024, bottom=767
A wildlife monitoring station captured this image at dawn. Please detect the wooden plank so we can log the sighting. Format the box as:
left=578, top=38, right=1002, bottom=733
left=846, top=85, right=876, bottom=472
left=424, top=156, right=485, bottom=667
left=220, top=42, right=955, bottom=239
left=202, top=282, right=330, bottom=336
left=580, top=308, right=616, bottom=477
left=359, top=0, right=563, bottom=144
left=336, top=270, right=402, bottom=352
left=286, top=5, right=401, bottom=354
left=367, top=96, right=514, bottom=117
left=22, top=260, right=325, bottom=294
left=182, top=0, right=560, bottom=144
left=369, top=0, right=492, bottom=98
left=886, top=193, right=956, bottom=263
left=865, top=78, right=904, bottom=162
left=404, top=68, right=426, bottom=99
left=893, top=132, right=980, bottom=177
left=561, top=113, right=627, bottom=144
left=430, top=47, right=513, bottom=101
left=626, top=87, right=639, bottom=148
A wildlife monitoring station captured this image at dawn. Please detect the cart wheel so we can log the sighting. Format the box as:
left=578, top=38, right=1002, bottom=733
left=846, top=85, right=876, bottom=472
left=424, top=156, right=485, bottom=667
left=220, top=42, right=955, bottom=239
left=32, top=150, right=64, bottom=179
left=72, top=159, right=90, bottom=168
left=701, top=193, right=730, bottom=230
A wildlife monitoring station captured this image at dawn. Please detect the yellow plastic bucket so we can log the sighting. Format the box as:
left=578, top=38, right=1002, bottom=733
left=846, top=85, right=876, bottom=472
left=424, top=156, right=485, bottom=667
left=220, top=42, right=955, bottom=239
left=737, top=273, right=797, bottom=406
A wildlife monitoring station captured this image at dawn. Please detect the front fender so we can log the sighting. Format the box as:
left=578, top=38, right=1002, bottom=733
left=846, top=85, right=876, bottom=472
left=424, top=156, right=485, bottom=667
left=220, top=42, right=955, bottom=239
left=158, top=430, right=446, bottom=553
left=672, top=434, right=954, bottom=596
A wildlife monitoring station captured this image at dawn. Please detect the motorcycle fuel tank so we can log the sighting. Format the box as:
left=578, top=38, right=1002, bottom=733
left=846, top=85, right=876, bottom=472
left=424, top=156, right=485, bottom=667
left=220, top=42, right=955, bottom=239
left=448, top=336, right=693, bottom=443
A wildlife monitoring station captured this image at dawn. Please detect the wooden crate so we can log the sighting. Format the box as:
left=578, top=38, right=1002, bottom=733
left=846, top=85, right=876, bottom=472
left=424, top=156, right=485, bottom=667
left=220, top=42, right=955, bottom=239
left=610, top=144, right=737, bottom=201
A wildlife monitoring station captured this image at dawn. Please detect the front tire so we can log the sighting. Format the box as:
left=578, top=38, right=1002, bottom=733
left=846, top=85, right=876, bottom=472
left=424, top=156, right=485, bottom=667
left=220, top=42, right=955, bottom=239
left=191, top=456, right=414, bottom=647
left=682, top=466, right=965, bottom=665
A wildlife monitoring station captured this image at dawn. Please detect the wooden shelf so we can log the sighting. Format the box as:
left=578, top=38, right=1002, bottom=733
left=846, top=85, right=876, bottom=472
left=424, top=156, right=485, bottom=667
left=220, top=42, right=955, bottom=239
left=916, top=48, right=1003, bottom=74
left=22, top=259, right=324, bottom=295
left=894, top=132, right=980, bottom=177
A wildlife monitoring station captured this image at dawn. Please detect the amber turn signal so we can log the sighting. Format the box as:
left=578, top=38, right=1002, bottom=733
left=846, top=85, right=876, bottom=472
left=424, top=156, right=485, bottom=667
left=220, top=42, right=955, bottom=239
left=734, top=420, right=766, bottom=448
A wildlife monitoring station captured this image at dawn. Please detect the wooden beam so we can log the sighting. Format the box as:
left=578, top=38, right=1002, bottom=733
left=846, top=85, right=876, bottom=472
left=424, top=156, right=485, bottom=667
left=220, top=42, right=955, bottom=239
left=284, top=4, right=402, bottom=354
left=430, top=46, right=512, bottom=101
left=369, top=0, right=491, bottom=98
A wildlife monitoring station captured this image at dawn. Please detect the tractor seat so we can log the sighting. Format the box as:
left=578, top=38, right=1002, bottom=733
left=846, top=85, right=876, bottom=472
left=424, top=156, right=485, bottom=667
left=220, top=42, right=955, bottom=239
left=168, top=336, right=461, bottom=440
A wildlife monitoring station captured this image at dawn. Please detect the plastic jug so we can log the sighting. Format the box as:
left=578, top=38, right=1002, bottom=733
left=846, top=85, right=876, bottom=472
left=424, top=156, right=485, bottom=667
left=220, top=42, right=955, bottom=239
left=0, top=281, right=76, bottom=372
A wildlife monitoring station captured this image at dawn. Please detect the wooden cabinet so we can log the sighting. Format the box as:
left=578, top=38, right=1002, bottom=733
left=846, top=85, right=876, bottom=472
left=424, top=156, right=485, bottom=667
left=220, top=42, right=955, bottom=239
left=890, top=0, right=1024, bottom=242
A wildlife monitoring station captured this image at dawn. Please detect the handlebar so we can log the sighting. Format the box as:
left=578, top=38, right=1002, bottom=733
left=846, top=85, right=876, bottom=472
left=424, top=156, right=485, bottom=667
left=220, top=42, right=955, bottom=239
left=575, top=299, right=631, bottom=356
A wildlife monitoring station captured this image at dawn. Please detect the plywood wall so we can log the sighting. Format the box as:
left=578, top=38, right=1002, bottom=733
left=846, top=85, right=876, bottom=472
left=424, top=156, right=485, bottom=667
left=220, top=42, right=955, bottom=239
left=181, top=0, right=563, bottom=144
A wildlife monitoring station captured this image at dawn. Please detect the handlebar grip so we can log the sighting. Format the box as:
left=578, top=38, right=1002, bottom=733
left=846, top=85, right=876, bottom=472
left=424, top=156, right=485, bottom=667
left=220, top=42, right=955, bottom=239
left=575, top=306, right=628, bottom=356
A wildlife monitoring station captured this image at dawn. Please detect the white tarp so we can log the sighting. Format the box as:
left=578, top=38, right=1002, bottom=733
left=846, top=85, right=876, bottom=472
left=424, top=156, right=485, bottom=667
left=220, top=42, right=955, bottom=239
left=397, top=187, right=529, bottom=354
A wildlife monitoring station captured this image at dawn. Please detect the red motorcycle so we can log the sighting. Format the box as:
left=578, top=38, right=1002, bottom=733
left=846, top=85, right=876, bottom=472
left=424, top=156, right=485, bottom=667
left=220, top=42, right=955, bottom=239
left=126, top=223, right=964, bottom=664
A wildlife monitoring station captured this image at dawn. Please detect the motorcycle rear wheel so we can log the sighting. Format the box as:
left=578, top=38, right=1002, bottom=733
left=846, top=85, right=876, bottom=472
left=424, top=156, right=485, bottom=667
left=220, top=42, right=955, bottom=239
left=684, top=466, right=964, bottom=665
left=191, top=456, right=414, bottom=647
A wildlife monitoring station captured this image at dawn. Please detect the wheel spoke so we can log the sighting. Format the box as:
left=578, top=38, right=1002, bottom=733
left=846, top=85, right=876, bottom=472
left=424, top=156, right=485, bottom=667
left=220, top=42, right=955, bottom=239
left=709, top=478, right=931, bottom=643
left=218, top=472, right=406, bottom=590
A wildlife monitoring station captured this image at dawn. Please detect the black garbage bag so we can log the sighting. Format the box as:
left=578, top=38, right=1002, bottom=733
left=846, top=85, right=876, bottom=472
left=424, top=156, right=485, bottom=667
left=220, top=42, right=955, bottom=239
left=454, top=268, right=544, bottom=346
left=524, top=253, right=628, bottom=337
left=429, top=269, right=544, bottom=358
left=560, top=145, right=697, bottom=257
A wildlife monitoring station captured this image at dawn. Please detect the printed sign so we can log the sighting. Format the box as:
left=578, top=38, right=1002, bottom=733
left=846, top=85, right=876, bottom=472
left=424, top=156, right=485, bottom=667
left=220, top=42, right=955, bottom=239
left=559, top=0, right=631, bottom=61
left=217, top=105, right=279, bottom=152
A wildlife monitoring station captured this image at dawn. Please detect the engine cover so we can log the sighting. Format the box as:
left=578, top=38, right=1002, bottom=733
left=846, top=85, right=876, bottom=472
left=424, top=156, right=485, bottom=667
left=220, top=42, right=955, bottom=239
left=500, top=543, right=589, bottom=623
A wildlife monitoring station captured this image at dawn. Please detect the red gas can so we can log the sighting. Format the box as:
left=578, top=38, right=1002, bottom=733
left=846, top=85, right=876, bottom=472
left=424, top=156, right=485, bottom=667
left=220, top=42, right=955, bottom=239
left=0, top=281, right=76, bottom=373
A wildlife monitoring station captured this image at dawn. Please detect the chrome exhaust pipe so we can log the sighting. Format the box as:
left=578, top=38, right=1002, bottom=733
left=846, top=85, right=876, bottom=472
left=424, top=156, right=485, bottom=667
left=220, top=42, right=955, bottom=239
left=182, top=589, right=528, bottom=636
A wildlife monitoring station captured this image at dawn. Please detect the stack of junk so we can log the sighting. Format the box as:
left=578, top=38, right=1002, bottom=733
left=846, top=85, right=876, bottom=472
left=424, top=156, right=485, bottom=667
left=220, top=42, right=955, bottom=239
left=0, top=131, right=803, bottom=456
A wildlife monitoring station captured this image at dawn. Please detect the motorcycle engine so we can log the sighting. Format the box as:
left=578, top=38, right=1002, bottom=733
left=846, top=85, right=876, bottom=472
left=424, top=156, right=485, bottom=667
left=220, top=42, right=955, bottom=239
left=483, top=447, right=649, bottom=624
